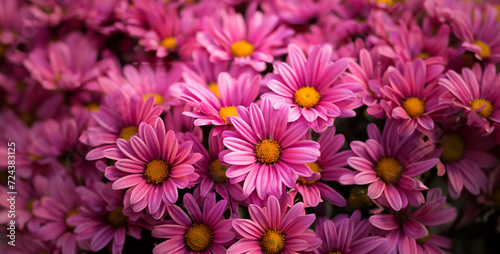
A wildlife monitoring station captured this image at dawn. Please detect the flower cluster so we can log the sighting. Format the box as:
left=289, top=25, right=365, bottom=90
left=2, top=0, right=500, bottom=253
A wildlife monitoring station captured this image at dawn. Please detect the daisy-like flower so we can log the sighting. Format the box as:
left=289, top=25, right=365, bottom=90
left=181, top=71, right=260, bottom=136
left=316, top=210, right=388, bottom=254
left=152, top=193, right=234, bottom=254
left=369, top=188, right=457, bottom=254
left=433, top=124, right=497, bottom=199
left=103, top=118, right=201, bottom=219
left=67, top=182, right=143, bottom=254
left=379, top=59, right=449, bottom=136
left=262, top=44, right=359, bottom=132
left=79, top=90, right=162, bottom=160
left=221, top=97, right=321, bottom=200
left=32, top=175, right=86, bottom=254
left=228, top=195, right=321, bottom=254
left=197, top=9, right=294, bottom=72
left=438, top=63, right=500, bottom=134
left=340, top=120, right=439, bottom=211
left=288, top=126, right=350, bottom=207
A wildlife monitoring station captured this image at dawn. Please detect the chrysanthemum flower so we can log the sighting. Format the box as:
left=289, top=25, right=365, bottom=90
left=103, top=118, right=201, bottom=219
left=152, top=193, right=234, bottom=253
left=181, top=71, right=260, bottom=136
left=433, top=124, right=497, bottom=199
left=228, top=195, right=321, bottom=254
left=379, top=59, right=448, bottom=136
left=32, top=175, right=86, bottom=254
left=369, top=188, right=456, bottom=254
left=197, top=9, right=294, bottom=72
left=262, top=44, right=359, bottom=132
left=80, top=90, right=162, bottom=160
left=340, top=120, right=439, bottom=211
left=438, top=63, right=500, bottom=134
left=67, top=182, right=143, bottom=254
left=288, top=126, right=350, bottom=207
left=221, top=97, right=320, bottom=199
left=316, top=210, right=388, bottom=254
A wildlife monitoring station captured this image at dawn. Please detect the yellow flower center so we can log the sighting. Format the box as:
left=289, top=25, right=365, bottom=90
left=119, top=126, right=138, bottom=141
left=219, top=106, right=238, bottom=123
left=28, top=153, right=43, bottom=161
left=347, top=186, right=373, bottom=210
left=26, top=198, right=39, bottom=212
left=297, top=162, right=322, bottom=186
left=86, top=102, right=100, bottom=112
left=255, top=139, right=281, bottom=165
left=415, top=52, right=430, bottom=59
left=492, top=187, right=500, bottom=209
left=260, top=229, right=285, bottom=254
left=475, top=40, right=491, bottom=59
left=470, top=98, right=493, bottom=118
left=439, top=132, right=465, bottom=164
left=375, top=0, right=394, bottom=6
left=161, top=36, right=177, bottom=50
left=402, top=97, right=425, bottom=118
left=374, top=157, right=402, bottom=185
left=329, top=252, right=342, bottom=254
left=144, top=159, right=169, bottom=185
left=209, top=159, right=229, bottom=183
left=416, top=230, right=432, bottom=244
left=144, top=93, right=165, bottom=104
left=107, top=207, right=127, bottom=228
left=495, top=5, right=500, bottom=22
left=294, top=86, right=320, bottom=108
left=230, top=40, right=254, bottom=57
left=65, top=209, right=79, bottom=231
left=208, top=82, right=220, bottom=98
left=185, top=223, right=213, bottom=252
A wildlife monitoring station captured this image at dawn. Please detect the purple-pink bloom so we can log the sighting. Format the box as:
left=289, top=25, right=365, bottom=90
left=340, top=120, right=439, bottom=211
left=103, top=118, right=201, bottom=219
left=221, top=97, right=320, bottom=200
left=152, top=193, right=234, bottom=253
left=228, top=195, right=321, bottom=254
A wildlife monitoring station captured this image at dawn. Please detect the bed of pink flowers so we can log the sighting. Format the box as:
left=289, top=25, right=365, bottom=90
left=1, top=0, right=500, bottom=253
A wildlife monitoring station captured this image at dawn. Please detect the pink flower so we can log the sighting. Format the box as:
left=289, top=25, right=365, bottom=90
left=221, top=97, right=320, bottom=200
left=340, top=120, right=439, bottom=211
left=262, top=44, right=359, bottom=132
left=288, top=126, right=350, bottom=207
left=103, top=118, right=201, bottom=219
left=438, top=63, right=500, bottom=134
left=369, top=188, right=456, bottom=254
left=379, top=59, right=448, bottom=136
left=197, top=9, right=294, bottom=72
left=79, top=90, right=162, bottom=160
left=23, top=32, right=116, bottom=90
left=152, top=193, right=234, bottom=253
left=67, top=182, right=143, bottom=254
left=181, top=71, right=260, bottom=136
left=316, top=210, right=388, bottom=254
left=229, top=195, right=321, bottom=254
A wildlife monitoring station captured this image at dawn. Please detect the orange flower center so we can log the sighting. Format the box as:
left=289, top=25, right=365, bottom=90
left=255, top=139, right=281, bottom=165
left=402, top=97, right=425, bottom=118
left=107, top=207, right=127, bottom=228
left=144, top=159, right=169, bottom=185
left=439, top=132, right=465, bottom=163
left=475, top=40, right=491, bottom=59
left=297, top=162, right=322, bottom=186
left=208, top=82, right=220, bottom=98
left=294, top=86, right=320, bottom=108
left=374, top=157, right=402, bottom=185
left=119, top=126, right=138, bottom=141
left=219, top=106, right=238, bottom=123
left=161, top=36, right=177, bottom=50
left=209, top=159, right=229, bottom=183
left=185, top=223, right=213, bottom=252
left=144, top=93, right=165, bottom=104
left=230, top=40, right=254, bottom=57
left=260, top=229, right=285, bottom=254
left=470, top=98, right=493, bottom=118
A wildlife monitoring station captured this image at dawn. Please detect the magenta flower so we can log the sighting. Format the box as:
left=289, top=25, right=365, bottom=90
left=262, top=44, right=359, bottom=132
left=316, top=210, right=388, bottom=254
left=379, top=59, right=448, bottom=136
left=67, top=182, right=143, bottom=254
left=23, top=32, right=116, bottom=90
left=433, top=124, right=497, bottom=199
left=79, top=90, right=162, bottom=160
left=197, top=9, right=294, bottom=71
left=228, top=195, right=321, bottom=254
left=369, top=188, right=457, bottom=254
left=181, top=71, right=260, bottom=136
left=340, top=120, right=439, bottom=211
left=152, top=193, right=234, bottom=253
left=32, top=175, right=86, bottom=254
left=289, top=126, right=350, bottom=207
left=103, top=118, right=201, bottom=219
left=221, top=97, right=320, bottom=200
left=438, top=63, right=500, bottom=134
